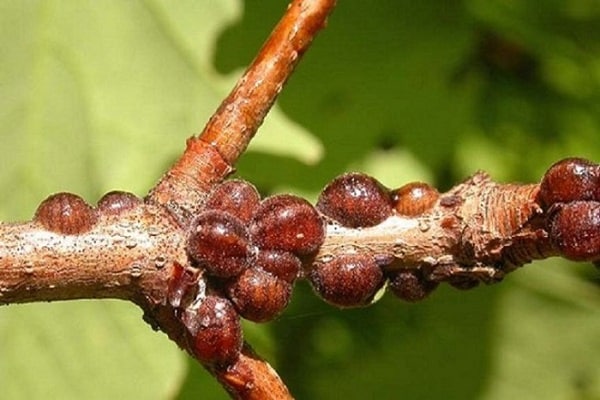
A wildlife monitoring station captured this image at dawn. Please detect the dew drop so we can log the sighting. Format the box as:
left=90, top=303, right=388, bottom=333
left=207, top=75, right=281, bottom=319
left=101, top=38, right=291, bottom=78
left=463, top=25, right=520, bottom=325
left=154, top=256, right=167, bottom=269
left=24, top=263, right=34, bottom=275
left=130, top=263, right=143, bottom=278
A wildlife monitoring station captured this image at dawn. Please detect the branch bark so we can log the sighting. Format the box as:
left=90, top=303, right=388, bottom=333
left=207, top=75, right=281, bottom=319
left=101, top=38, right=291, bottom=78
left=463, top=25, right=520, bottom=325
left=148, top=0, right=337, bottom=228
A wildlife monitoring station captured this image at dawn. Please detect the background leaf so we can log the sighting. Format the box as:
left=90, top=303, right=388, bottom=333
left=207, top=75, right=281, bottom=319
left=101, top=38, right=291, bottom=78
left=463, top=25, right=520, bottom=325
left=1, top=1, right=600, bottom=399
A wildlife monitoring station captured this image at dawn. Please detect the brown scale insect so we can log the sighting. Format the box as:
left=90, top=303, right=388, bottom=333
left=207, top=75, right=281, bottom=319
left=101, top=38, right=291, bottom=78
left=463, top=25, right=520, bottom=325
left=226, top=266, right=293, bottom=323
left=387, top=268, right=438, bottom=302
left=250, top=194, right=324, bottom=255
left=186, top=210, right=250, bottom=278
left=34, top=192, right=98, bottom=235
left=204, top=179, right=261, bottom=223
left=181, top=295, right=243, bottom=366
left=308, top=253, right=384, bottom=308
left=391, top=182, right=439, bottom=217
left=317, top=173, right=393, bottom=228
left=548, top=200, right=600, bottom=262
left=539, top=157, right=600, bottom=208
left=97, top=191, right=142, bottom=215
left=253, top=249, right=301, bottom=284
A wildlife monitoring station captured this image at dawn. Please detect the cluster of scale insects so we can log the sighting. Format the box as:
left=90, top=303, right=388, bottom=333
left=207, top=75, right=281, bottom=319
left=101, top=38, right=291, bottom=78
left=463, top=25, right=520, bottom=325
left=30, top=157, right=599, bottom=368
left=164, top=173, right=444, bottom=366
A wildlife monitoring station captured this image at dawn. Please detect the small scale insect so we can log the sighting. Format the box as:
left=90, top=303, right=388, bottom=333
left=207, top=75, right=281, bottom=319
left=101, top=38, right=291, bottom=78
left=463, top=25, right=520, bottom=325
left=226, top=266, right=293, bottom=322
left=539, top=157, right=600, bottom=208
left=181, top=295, right=243, bottom=366
left=391, top=182, right=439, bottom=217
left=34, top=192, right=98, bottom=235
left=250, top=194, right=324, bottom=255
left=186, top=210, right=250, bottom=278
left=308, top=253, right=384, bottom=308
left=205, top=179, right=260, bottom=222
left=317, top=173, right=392, bottom=228
left=96, top=191, right=142, bottom=215
left=387, top=268, right=438, bottom=302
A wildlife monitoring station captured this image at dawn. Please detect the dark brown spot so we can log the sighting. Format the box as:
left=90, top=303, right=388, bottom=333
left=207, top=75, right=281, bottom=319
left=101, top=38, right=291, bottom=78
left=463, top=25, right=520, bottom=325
left=205, top=179, right=261, bottom=223
left=35, top=192, right=97, bottom=235
left=391, top=182, right=439, bottom=216
left=187, top=211, right=250, bottom=278
left=97, top=191, right=142, bottom=215
left=308, top=254, right=384, bottom=308
left=317, top=173, right=392, bottom=228
left=250, top=194, right=324, bottom=255
left=226, top=267, right=293, bottom=323
left=539, top=158, right=599, bottom=208
left=440, top=195, right=463, bottom=208
left=181, top=295, right=242, bottom=366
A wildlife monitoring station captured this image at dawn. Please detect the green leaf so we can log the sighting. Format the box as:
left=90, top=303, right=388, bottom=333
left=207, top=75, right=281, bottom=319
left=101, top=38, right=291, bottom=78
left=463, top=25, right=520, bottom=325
left=0, top=301, right=184, bottom=400
left=481, top=261, right=600, bottom=400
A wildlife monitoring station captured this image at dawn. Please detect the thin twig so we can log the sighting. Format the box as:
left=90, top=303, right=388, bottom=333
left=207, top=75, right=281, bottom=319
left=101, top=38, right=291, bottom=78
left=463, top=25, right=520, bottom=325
left=148, top=0, right=337, bottom=227
left=148, top=1, right=337, bottom=398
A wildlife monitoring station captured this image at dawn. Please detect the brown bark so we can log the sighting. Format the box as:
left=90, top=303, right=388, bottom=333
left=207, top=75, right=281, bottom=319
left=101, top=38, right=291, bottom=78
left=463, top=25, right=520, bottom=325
left=148, top=0, right=338, bottom=228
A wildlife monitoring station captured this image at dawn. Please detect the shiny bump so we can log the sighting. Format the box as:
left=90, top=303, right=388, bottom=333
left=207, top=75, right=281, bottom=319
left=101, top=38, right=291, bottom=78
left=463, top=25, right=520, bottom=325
left=308, top=254, right=384, bottom=308
left=181, top=296, right=242, bottom=366
left=548, top=201, right=600, bottom=261
left=539, top=158, right=600, bottom=208
left=35, top=192, right=97, bottom=235
left=97, top=191, right=142, bottom=215
left=317, top=173, right=392, bottom=228
left=226, top=267, right=293, bottom=322
left=205, top=179, right=261, bottom=223
left=391, top=182, right=439, bottom=216
left=387, top=269, right=438, bottom=302
left=187, top=211, right=250, bottom=278
left=250, top=194, right=324, bottom=255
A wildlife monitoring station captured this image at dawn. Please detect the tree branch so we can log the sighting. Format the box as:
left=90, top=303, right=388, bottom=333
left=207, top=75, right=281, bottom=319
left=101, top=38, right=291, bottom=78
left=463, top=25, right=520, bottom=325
left=0, top=202, right=181, bottom=306
left=313, top=174, right=554, bottom=288
left=148, top=0, right=337, bottom=227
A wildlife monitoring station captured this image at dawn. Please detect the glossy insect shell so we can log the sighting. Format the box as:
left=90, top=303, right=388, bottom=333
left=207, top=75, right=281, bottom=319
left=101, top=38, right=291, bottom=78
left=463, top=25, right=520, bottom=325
left=387, top=269, right=438, bottom=302
left=391, top=182, right=439, bottom=216
left=539, top=157, right=600, bottom=207
left=226, top=267, right=293, bottom=323
left=308, top=253, right=384, bottom=308
left=548, top=200, right=600, bottom=261
left=186, top=210, right=250, bottom=278
left=181, top=295, right=243, bottom=366
left=250, top=194, right=324, bottom=255
left=97, top=191, right=142, bottom=215
left=254, top=249, right=301, bottom=283
left=34, top=192, right=98, bottom=235
left=205, top=179, right=261, bottom=223
left=317, top=173, right=393, bottom=228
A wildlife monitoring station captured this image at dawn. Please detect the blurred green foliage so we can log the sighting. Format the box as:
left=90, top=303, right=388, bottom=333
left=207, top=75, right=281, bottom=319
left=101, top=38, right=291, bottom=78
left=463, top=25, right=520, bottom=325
left=1, top=1, right=600, bottom=399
